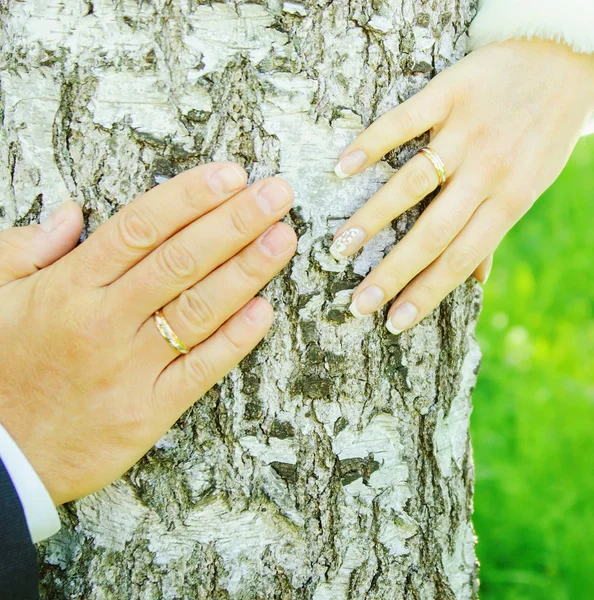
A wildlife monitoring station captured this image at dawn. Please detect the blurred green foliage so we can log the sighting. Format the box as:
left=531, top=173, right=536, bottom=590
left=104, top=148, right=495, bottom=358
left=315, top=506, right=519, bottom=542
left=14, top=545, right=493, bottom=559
left=472, top=135, right=594, bottom=599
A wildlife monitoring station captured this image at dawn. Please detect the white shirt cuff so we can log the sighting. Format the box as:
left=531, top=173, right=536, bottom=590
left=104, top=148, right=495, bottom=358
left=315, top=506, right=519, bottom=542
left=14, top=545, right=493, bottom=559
left=0, top=422, right=60, bottom=543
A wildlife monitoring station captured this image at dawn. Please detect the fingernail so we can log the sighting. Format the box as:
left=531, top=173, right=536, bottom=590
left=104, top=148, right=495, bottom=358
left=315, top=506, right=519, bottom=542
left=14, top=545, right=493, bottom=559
left=244, top=298, right=269, bottom=325
left=256, top=181, right=292, bottom=214
left=334, top=150, right=367, bottom=179
left=209, top=165, right=246, bottom=194
left=258, top=224, right=293, bottom=257
left=386, top=302, right=419, bottom=334
left=483, top=261, right=493, bottom=284
left=40, top=203, right=70, bottom=233
left=330, top=227, right=365, bottom=260
left=349, top=285, right=385, bottom=318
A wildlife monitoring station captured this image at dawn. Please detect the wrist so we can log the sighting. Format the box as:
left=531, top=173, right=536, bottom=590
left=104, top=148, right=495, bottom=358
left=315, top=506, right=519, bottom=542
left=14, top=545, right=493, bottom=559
left=500, top=37, right=594, bottom=117
left=585, top=58, right=594, bottom=112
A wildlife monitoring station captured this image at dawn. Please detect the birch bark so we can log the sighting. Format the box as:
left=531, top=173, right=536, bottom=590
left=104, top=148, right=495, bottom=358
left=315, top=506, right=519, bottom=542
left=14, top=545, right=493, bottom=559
left=0, top=0, right=482, bottom=598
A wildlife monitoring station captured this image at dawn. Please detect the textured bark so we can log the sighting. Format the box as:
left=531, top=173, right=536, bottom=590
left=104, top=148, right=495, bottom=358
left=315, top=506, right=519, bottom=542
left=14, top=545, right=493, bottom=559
left=0, top=1, right=482, bottom=598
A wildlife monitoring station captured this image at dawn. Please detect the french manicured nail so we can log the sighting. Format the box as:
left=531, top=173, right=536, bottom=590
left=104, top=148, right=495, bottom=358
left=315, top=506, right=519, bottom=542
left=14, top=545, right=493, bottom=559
left=244, top=298, right=269, bottom=325
left=209, top=165, right=246, bottom=194
left=349, top=285, right=385, bottom=318
left=334, top=150, right=367, bottom=179
left=330, top=227, right=365, bottom=260
left=259, top=224, right=293, bottom=257
left=256, top=181, right=292, bottom=214
left=40, top=203, right=70, bottom=233
left=482, top=260, right=493, bottom=284
left=386, top=302, right=419, bottom=334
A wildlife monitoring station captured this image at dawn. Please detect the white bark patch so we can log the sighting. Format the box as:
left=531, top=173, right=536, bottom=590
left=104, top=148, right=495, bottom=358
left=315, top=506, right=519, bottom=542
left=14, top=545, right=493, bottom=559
left=442, top=521, right=478, bottom=599
left=312, top=544, right=367, bottom=600
left=333, top=413, right=410, bottom=505
left=90, top=72, right=191, bottom=142
left=283, top=2, right=308, bottom=17
left=239, top=435, right=298, bottom=465
left=0, top=72, right=70, bottom=216
left=378, top=514, right=419, bottom=557
left=75, top=481, right=150, bottom=552
left=185, top=4, right=288, bottom=76
left=312, top=400, right=343, bottom=434
left=434, top=338, right=482, bottom=478
left=146, top=496, right=310, bottom=593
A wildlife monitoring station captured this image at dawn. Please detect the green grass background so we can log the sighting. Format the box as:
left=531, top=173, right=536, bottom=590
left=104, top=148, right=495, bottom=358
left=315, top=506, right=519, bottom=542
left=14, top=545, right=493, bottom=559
left=472, top=134, right=594, bottom=599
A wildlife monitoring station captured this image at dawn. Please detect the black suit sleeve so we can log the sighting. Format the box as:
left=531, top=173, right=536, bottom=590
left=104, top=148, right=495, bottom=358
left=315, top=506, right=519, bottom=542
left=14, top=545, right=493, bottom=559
left=0, top=457, right=39, bottom=600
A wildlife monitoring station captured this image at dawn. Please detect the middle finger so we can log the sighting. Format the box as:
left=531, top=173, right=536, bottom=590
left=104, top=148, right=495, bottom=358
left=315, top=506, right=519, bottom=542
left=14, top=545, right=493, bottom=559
left=329, top=134, right=462, bottom=261
left=135, top=222, right=297, bottom=365
left=349, top=169, right=487, bottom=317
left=108, top=177, right=293, bottom=320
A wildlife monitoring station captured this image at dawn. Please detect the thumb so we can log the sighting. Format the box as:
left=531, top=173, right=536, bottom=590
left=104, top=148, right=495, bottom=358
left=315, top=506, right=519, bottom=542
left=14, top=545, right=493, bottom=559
left=473, top=253, right=493, bottom=285
left=0, top=201, right=84, bottom=286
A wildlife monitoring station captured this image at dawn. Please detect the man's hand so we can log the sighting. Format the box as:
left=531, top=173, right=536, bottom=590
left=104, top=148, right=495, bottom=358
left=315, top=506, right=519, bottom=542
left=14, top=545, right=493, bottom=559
left=0, top=162, right=297, bottom=505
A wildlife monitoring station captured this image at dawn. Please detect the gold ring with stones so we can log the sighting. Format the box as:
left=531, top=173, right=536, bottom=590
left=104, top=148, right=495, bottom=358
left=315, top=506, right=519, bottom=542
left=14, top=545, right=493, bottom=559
left=417, top=146, right=447, bottom=186
left=153, top=309, right=190, bottom=355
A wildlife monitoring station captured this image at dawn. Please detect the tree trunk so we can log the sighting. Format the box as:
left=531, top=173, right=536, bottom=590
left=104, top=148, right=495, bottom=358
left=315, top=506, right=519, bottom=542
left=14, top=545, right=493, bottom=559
left=0, top=1, right=482, bottom=598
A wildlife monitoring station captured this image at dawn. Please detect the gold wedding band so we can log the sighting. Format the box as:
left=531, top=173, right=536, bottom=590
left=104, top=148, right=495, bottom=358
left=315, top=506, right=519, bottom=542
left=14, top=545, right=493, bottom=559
left=153, top=309, right=190, bottom=355
left=417, top=146, right=447, bottom=186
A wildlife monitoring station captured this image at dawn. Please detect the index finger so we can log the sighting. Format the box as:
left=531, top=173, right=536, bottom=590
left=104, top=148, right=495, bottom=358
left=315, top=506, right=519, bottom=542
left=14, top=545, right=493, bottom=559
left=334, top=81, right=452, bottom=179
left=68, top=162, right=247, bottom=287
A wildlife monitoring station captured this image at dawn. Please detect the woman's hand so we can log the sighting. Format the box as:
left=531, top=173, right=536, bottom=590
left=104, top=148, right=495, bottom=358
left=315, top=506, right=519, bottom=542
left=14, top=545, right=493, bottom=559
left=0, top=163, right=297, bottom=505
left=331, top=38, right=594, bottom=333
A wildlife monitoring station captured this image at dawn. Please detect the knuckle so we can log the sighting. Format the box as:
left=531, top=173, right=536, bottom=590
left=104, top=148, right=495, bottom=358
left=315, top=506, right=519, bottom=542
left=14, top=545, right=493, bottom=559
left=453, top=77, right=472, bottom=103
left=370, top=200, right=397, bottom=225
left=414, top=283, right=438, bottom=307
left=508, top=184, right=538, bottom=213
left=439, top=81, right=456, bottom=113
left=176, top=287, right=217, bottom=333
left=185, top=355, right=213, bottom=387
left=172, top=165, right=224, bottom=212
left=404, top=166, right=433, bottom=198
left=498, top=198, right=519, bottom=224
left=234, top=254, right=261, bottom=286
left=220, top=325, right=245, bottom=355
left=426, top=216, right=453, bottom=253
left=458, top=180, right=482, bottom=205
left=118, top=208, right=159, bottom=251
left=176, top=172, right=203, bottom=211
left=228, top=205, right=252, bottom=240
left=446, top=245, right=480, bottom=277
left=398, top=107, right=421, bottom=134
left=381, top=263, right=406, bottom=291
left=473, top=121, right=492, bottom=141
left=157, top=241, right=196, bottom=281
left=364, top=202, right=396, bottom=226
left=60, top=308, right=90, bottom=349
left=120, top=404, right=152, bottom=444
left=485, top=151, right=512, bottom=178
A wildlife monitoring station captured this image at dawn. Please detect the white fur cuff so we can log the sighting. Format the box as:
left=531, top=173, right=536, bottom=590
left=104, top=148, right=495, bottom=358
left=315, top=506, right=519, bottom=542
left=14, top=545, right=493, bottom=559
left=585, top=113, right=594, bottom=136
left=467, top=0, right=594, bottom=55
